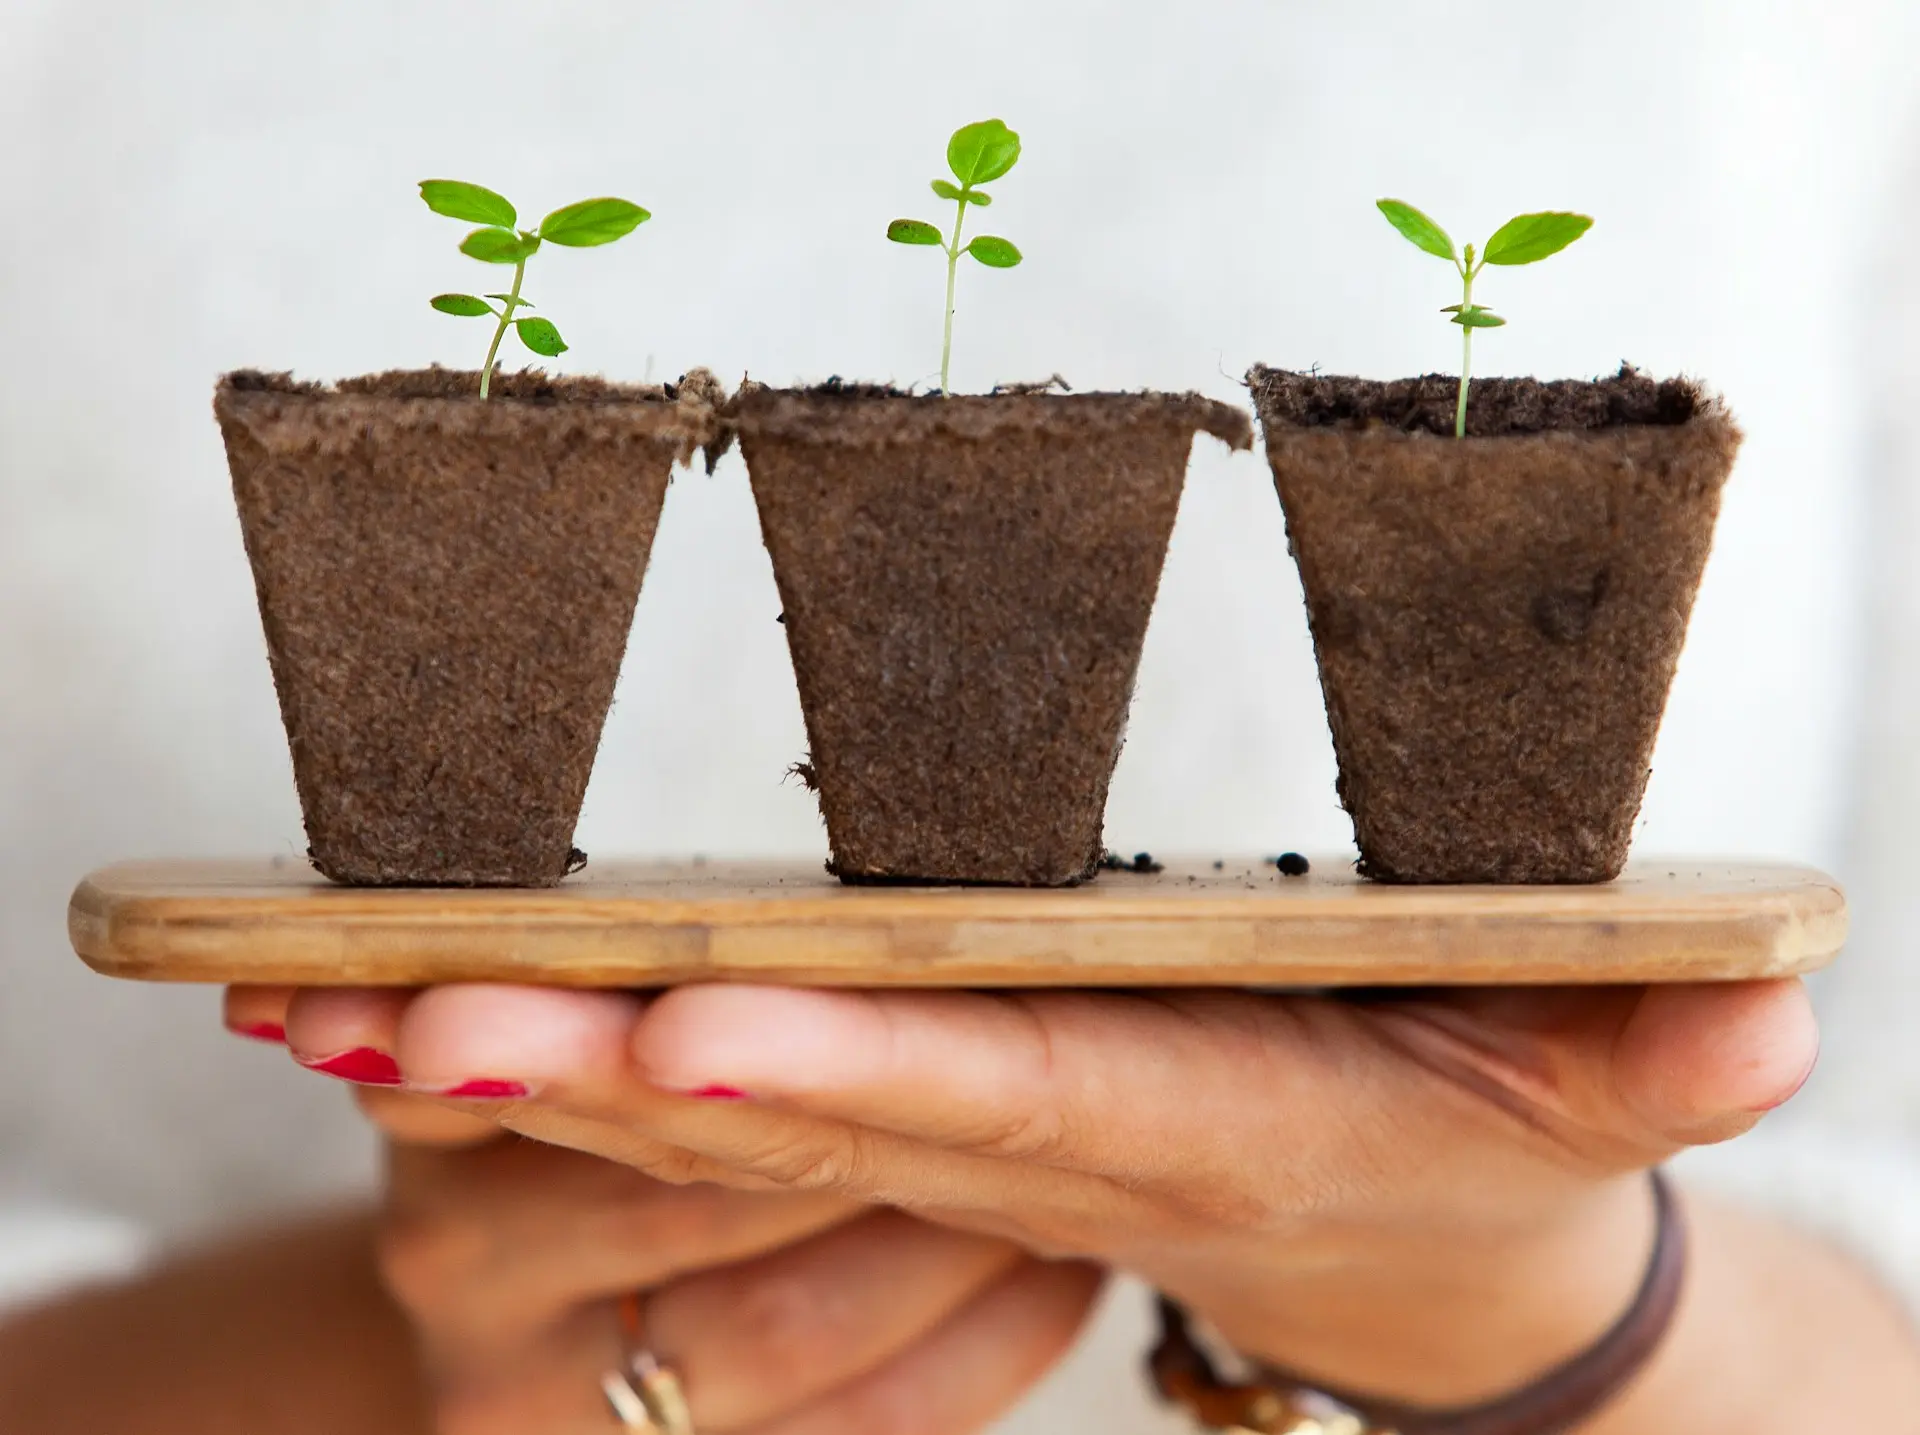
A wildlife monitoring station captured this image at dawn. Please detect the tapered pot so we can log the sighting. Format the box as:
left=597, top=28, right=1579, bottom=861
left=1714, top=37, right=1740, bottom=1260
left=735, top=383, right=1252, bottom=885
left=1249, top=364, right=1740, bottom=884
left=215, top=367, right=724, bottom=886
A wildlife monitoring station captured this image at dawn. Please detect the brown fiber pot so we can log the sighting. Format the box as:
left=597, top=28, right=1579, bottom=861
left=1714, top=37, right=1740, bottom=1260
left=214, top=367, right=725, bottom=887
left=734, top=383, right=1252, bottom=886
left=1248, top=365, right=1741, bottom=885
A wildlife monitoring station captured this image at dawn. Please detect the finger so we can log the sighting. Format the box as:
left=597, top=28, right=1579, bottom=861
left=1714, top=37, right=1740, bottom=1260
left=385, top=1138, right=858, bottom=1356
left=628, top=985, right=1385, bottom=1187
left=743, top=1258, right=1102, bottom=1435
left=426, top=1255, right=1099, bottom=1435
left=393, top=985, right=1146, bottom=1242
left=355, top=1086, right=503, bottom=1149
left=420, top=1301, right=625, bottom=1435
left=223, top=984, right=295, bottom=1045
left=385, top=984, right=770, bottom=1189
left=285, top=987, right=415, bottom=1086
left=1381, top=981, right=1820, bottom=1153
left=650, top=1210, right=1022, bottom=1430
left=1611, top=979, right=1819, bottom=1144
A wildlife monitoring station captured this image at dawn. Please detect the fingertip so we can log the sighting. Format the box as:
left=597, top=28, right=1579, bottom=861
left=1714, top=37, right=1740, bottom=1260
left=223, top=984, right=296, bottom=1044
left=1615, top=979, right=1819, bottom=1144
left=284, top=987, right=413, bottom=1069
left=633, top=986, right=877, bottom=1096
left=393, top=984, right=646, bottom=1091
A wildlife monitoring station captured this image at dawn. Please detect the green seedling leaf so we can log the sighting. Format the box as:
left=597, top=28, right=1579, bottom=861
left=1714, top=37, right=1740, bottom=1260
left=1482, top=211, right=1593, bottom=266
left=1451, top=307, right=1507, bottom=328
left=888, top=219, right=945, bottom=245
left=538, top=197, right=651, bottom=247
left=1377, top=199, right=1456, bottom=261
left=931, top=179, right=992, bottom=206
left=897, top=120, right=1026, bottom=396
left=460, top=226, right=542, bottom=264
left=966, top=235, right=1023, bottom=268
left=420, top=179, right=517, bottom=228
left=1379, top=196, right=1592, bottom=437
left=516, top=316, right=568, bottom=356
left=947, top=119, right=1021, bottom=186
left=425, top=182, right=648, bottom=398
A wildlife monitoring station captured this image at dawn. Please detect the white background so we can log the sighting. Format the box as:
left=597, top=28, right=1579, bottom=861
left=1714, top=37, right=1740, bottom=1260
left=2, top=3, right=1916, bottom=1428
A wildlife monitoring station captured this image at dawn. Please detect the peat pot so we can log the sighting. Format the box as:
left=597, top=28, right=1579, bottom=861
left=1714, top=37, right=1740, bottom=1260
left=214, top=367, right=725, bottom=887
left=1248, top=364, right=1740, bottom=885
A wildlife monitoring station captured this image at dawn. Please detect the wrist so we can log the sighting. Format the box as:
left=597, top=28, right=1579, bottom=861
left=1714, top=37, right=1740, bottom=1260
left=1188, top=1174, right=1659, bottom=1409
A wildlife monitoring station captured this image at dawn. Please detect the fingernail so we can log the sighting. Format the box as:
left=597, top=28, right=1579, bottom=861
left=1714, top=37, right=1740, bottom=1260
left=296, top=1047, right=403, bottom=1087
left=426, top=1079, right=531, bottom=1101
left=679, top=1084, right=752, bottom=1102
left=229, top=1021, right=286, bottom=1045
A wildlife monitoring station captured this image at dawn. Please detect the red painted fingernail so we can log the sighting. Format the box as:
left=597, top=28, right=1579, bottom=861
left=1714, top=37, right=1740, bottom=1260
left=229, top=1021, right=286, bottom=1045
left=432, top=1079, right=530, bottom=1101
left=297, top=1047, right=403, bottom=1087
left=683, top=1084, right=751, bottom=1101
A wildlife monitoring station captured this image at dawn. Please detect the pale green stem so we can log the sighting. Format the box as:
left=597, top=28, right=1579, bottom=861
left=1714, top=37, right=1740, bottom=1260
left=479, top=256, right=527, bottom=401
left=1455, top=258, right=1475, bottom=439
left=940, top=195, right=971, bottom=397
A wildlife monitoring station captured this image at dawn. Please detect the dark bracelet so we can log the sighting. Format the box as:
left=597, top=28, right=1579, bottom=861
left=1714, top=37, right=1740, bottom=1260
left=1148, top=1169, right=1687, bottom=1435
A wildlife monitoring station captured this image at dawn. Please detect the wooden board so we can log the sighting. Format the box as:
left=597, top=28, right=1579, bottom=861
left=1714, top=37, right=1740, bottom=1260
left=67, top=858, right=1847, bottom=989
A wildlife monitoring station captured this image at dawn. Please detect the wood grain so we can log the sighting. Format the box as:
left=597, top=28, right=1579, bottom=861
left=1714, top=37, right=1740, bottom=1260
left=66, top=858, right=1848, bottom=989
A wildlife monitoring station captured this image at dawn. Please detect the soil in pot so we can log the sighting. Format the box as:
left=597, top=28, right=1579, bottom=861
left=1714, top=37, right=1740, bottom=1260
left=734, top=382, right=1253, bottom=886
left=214, top=367, right=726, bottom=887
left=1248, top=364, right=1741, bottom=885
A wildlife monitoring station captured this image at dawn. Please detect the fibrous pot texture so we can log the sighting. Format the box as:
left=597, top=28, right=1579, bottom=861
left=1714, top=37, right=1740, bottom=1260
left=1249, top=364, right=1740, bottom=885
left=735, top=383, right=1253, bottom=886
left=215, top=367, right=725, bottom=887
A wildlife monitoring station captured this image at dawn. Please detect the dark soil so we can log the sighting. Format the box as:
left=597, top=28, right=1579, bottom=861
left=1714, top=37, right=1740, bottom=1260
left=735, top=384, right=1252, bottom=886
left=1248, top=364, right=1702, bottom=437
left=1249, top=364, right=1740, bottom=884
left=216, top=367, right=724, bottom=887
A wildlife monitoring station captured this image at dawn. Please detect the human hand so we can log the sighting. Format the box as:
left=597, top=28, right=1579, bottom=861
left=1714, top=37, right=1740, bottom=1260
left=254, top=978, right=1817, bottom=1411
left=224, top=987, right=1102, bottom=1435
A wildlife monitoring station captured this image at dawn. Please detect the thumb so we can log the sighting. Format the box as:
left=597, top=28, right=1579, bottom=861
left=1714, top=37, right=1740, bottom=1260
left=1611, top=980, right=1819, bottom=1146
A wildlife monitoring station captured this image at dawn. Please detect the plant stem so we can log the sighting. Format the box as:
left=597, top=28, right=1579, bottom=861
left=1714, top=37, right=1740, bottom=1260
left=1455, top=261, right=1474, bottom=439
left=479, top=256, right=527, bottom=401
left=940, top=195, right=970, bottom=397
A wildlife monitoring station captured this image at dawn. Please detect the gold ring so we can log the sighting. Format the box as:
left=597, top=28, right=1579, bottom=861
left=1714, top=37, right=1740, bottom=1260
left=601, top=1293, right=693, bottom=1434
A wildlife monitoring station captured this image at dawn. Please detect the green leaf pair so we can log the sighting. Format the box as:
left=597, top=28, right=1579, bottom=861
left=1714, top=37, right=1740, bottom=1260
left=420, top=181, right=651, bottom=249
left=1377, top=200, right=1592, bottom=268
left=430, top=294, right=566, bottom=356
left=886, top=119, right=1026, bottom=395
left=886, top=220, right=1020, bottom=268
left=420, top=180, right=651, bottom=398
left=1443, top=303, right=1506, bottom=329
left=1376, top=198, right=1594, bottom=436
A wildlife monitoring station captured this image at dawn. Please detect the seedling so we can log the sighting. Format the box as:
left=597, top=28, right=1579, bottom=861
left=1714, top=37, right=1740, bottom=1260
left=1376, top=200, right=1593, bottom=437
left=421, top=180, right=650, bottom=400
left=887, top=120, right=1024, bottom=396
